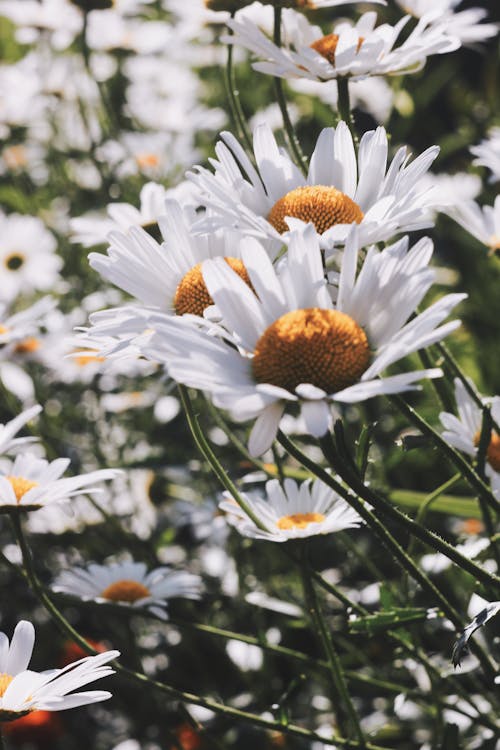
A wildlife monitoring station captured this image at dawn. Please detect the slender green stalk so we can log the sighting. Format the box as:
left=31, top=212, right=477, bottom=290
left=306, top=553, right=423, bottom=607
left=337, top=78, right=357, bottom=145
left=406, top=473, right=462, bottom=565
left=178, top=386, right=267, bottom=530
left=278, top=430, right=500, bottom=590
left=273, top=8, right=308, bottom=174
left=301, top=562, right=366, bottom=745
left=418, top=348, right=455, bottom=413
left=224, top=19, right=253, bottom=154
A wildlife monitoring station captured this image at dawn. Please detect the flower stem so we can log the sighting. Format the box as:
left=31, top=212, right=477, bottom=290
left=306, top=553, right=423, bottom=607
left=178, top=385, right=268, bottom=531
left=273, top=8, right=308, bottom=175
left=337, top=78, right=357, bottom=144
left=224, top=16, right=253, bottom=155
left=301, top=559, right=366, bottom=745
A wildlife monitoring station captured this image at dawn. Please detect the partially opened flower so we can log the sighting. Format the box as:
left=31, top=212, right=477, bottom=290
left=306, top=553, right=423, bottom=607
left=445, top=196, right=500, bottom=255
left=440, top=378, right=500, bottom=498
left=145, top=224, right=464, bottom=455
left=0, top=453, right=120, bottom=513
left=0, top=620, right=119, bottom=722
left=225, top=9, right=458, bottom=83
left=52, top=560, right=202, bottom=619
left=189, top=121, right=438, bottom=254
left=0, top=405, right=41, bottom=457
left=220, top=477, right=362, bottom=542
left=395, top=0, right=498, bottom=45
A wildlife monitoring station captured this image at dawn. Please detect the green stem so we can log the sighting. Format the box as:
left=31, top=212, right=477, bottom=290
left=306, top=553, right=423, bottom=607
left=273, top=8, right=308, bottom=175
left=301, top=561, right=366, bottom=745
left=406, top=473, right=462, bottom=563
left=337, top=78, right=357, bottom=144
left=178, top=386, right=267, bottom=531
left=224, top=18, right=253, bottom=155
left=278, top=431, right=500, bottom=590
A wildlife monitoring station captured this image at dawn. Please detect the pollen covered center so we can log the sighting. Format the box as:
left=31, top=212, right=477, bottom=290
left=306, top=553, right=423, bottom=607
left=252, top=308, right=370, bottom=394
left=474, top=430, right=500, bottom=472
left=6, top=476, right=39, bottom=503
left=0, top=673, right=14, bottom=697
left=277, top=512, right=326, bottom=530
left=4, top=253, right=25, bottom=271
left=267, top=186, right=364, bottom=235
left=310, top=33, right=364, bottom=66
left=174, top=257, right=252, bottom=317
left=100, top=579, right=151, bottom=603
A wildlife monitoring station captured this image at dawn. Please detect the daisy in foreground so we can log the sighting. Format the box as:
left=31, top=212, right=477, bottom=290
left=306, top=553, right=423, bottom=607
left=220, top=477, right=362, bottom=542
left=0, top=620, right=119, bottom=722
left=145, top=224, right=464, bottom=455
left=189, top=121, right=438, bottom=253
left=52, top=560, right=203, bottom=619
left=440, top=378, right=500, bottom=498
left=0, top=454, right=120, bottom=513
left=225, top=9, right=458, bottom=84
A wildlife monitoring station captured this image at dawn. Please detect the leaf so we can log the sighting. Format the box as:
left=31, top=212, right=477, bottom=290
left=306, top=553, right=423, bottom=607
left=348, top=607, right=440, bottom=635
left=389, top=489, right=480, bottom=519
left=452, top=600, right=500, bottom=667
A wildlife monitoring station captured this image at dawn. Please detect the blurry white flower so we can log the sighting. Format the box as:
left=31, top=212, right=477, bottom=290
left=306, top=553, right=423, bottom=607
left=52, top=560, right=202, bottom=619
left=395, top=0, right=498, bottom=45
left=86, top=10, right=170, bottom=54
left=445, top=196, right=500, bottom=254
left=0, top=453, right=120, bottom=513
left=226, top=640, right=264, bottom=671
left=0, top=620, right=119, bottom=721
left=220, top=477, right=362, bottom=542
left=470, top=127, right=500, bottom=184
left=0, top=405, right=41, bottom=457
left=0, top=298, right=55, bottom=347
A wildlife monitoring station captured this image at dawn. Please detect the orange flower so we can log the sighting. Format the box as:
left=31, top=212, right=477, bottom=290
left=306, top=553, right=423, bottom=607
left=3, top=710, right=63, bottom=746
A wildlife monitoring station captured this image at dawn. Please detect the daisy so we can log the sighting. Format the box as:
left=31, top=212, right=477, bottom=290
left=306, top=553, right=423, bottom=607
left=0, top=453, right=120, bottom=513
left=145, top=224, right=464, bottom=455
left=0, top=620, right=119, bottom=722
left=188, top=121, right=438, bottom=254
left=395, top=0, right=498, bottom=45
left=0, top=405, right=41, bottom=457
left=52, top=560, right=202, bottom=619
left=439, top=378, right=500, bottom=498
left=0, top=298, right=55, bottom=347
left=89, top=199, right=249, bottom=318
left=445, top=196, right=500, bottom=255
left=224, top=9, right=458, bottom=84
left=220, top=477, right=362, bottom=542
left=470, top=127, right=500, bottom=184
left=0, top=213, right=62, bottom=304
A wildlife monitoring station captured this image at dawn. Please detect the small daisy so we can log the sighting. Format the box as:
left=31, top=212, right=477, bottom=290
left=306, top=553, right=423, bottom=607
left=52, top=560, right=202, bottom=619
left=189, top=121, right=438, bottom=253
left=89, top=199, right=249, bottom=317
left=0, top=620, right=118, bottom=722
left=445, top=196, right=500, bottom=255
left=145, top=224, right=464, bottom=455
left=220, top=477, right=362, bottom=542
left=0, top=298, right=55, bottom=347
left=0, top=453, right=120, bottom=513
left=470, top=127, right=500, bottom=184
left=439, top=378, right=500, bottom=498
left=0, top=405, right=41, bottom=457
left=395, top=0, right=498, bottom=45
left=225, top=9, right=458, bottom=84
left=0, top=213, right=62, bottom=304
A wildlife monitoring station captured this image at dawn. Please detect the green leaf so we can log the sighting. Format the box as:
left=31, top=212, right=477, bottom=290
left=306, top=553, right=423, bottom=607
left=348, top=607, right=439, bottom=635
left=389, top=490, right=480, bottom=519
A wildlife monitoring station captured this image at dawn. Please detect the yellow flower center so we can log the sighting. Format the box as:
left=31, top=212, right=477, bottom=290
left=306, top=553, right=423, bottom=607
left=310, top=34, right=364, bottom=66
left=73, top=349, right=106, bottom=367
left=14, top=337, right=41, bottom=354
left=100, top=579, right=151, bottom=603
left=4, top=253, right=25, bottom=271
left=488, top=235, right=500, bottom=256
left=3, top=145, right=27, bottom=170
left=252, top=308, right=370, bottom=394
left=277, top=512, right=326, bottom=530
left=6, top=476, right=39, bottom=503
left=267, top=186, right=364, bottom=235
left=0, top=673, right=14, bottom=697
left=174, top=257, right=252, bottom=317
left=136, top=153, right=160, bottom=170
left=0, top=324, right=8, bottom=335
left=474, top=430, right=500, bottom=472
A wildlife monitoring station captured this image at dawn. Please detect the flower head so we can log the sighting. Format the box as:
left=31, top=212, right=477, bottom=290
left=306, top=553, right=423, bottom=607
left=52, top=560, right=203, bottom=619
left=220, top=477, right=362, bottom=542
left=445, top=196, right=500, bottom=255
left=0, top=620, right=119, bottom=722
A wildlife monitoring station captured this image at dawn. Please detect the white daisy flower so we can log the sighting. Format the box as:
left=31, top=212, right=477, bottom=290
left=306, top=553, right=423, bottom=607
left=0, top=405, right=41, bottom=457
left=470, top=127, right=500, bottom=184
left=89, top=200, right=248, bottom=318
left=145, top=224, right=464, bottom=455
left=0, top=620, right=119, bottom=722
left=52, top=560, right=202, bottom=620
left=439, top=378, right=500, bottom=498
left=0, top=213, right=62, bottom=304
left=0, top=453, right=121, bottom=513
left=225, top=9, right=458, bottom=83
left=189, top=121, right=438, bottom=254
left=445, top=196, right=500, bottom=255
left=0, top=298, right=55, bottom=347
left=220, top=477, right=362, bottom=542
left=395, top=0, right=498, bottom=45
